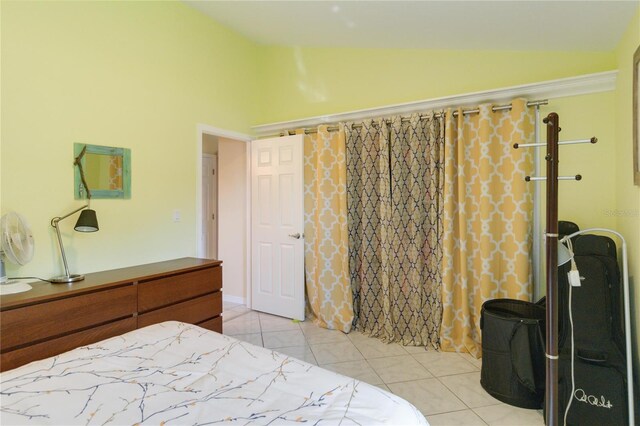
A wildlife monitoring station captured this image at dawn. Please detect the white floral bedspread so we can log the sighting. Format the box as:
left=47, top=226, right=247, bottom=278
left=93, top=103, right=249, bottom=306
left=1, top=321, right=428, bottom=425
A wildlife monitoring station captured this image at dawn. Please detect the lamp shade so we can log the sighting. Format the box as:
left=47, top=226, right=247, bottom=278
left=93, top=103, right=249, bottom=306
left=74, top=209, right=99, bottom=232
left=558, top=241, right=573, bottom=266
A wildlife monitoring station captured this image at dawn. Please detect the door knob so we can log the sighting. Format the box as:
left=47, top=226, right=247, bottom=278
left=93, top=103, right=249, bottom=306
left=288, top=233, right=301, bottom=239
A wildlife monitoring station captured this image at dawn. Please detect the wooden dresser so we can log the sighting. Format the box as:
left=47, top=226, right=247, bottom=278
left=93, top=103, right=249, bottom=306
left=0, top=257, right=222, bottom=372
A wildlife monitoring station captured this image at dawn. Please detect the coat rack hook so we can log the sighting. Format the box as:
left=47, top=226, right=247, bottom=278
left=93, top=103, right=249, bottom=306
left=557, top=175, right=582, bottom=181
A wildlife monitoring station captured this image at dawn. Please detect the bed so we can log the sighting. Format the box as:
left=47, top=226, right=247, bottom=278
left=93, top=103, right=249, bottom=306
left=0, top=321, right=428, bottom=425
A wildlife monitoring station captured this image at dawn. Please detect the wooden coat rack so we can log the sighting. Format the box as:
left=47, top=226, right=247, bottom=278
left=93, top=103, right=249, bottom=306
left=515, top=111, right=597, bottom=425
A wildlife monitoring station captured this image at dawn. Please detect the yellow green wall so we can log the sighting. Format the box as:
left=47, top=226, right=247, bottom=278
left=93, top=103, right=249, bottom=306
left=257, top=46, right=615, bottom=124
left=2, top=1, right=636, bottom=368
left=614, top=9, right=640, bottom=380
left=1, top=1, right=259, bottom=277
left=256, top=45, right=621, bottom=247
left=539, top=92, right=618, bottom=231
left=256, top=44, right=622, bottom=279
left=255, top=26, right=640, bottom=372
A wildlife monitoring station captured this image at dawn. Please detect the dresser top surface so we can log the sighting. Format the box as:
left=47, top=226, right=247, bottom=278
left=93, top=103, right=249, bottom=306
left=1, top=257, right=222, bottom=310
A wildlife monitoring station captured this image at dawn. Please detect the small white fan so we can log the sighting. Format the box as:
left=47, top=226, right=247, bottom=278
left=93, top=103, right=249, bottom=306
left=1, top=212, right=35, bottom=294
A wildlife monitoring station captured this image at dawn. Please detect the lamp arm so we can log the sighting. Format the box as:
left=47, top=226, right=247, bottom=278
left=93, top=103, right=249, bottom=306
left=559, top=227, right=625, bottom=243
left=50, top=204, right=89, bottom=279
left=52, top=217, right=70, bottom=279
left=50, top=204, right=89, bottom=226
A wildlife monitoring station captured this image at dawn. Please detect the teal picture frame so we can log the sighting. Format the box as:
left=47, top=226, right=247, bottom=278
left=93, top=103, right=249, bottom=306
left=74, top=143, right=131, bottom=199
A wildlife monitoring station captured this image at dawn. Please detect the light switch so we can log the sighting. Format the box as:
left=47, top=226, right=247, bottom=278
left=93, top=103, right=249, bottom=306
left=173, top=209, right=181, bottom=222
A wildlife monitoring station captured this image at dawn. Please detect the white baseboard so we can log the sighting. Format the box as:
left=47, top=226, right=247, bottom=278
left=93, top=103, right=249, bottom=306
left=223, top=294, right=246, bottom=305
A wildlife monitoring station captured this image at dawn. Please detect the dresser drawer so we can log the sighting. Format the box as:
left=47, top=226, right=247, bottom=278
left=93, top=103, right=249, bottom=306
left=0, top=317, right=136, bottom=372
left=1, top=285, right=136, bottom=351
left=197, top=316, right=223, bottom=334
left=137, top=292, right=222, bottom=329
left=138, top=266, right=221, bottom=313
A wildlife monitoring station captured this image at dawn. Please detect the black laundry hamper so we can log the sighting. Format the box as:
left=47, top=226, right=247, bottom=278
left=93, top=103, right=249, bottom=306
left=480, top=298, right=546, bottom=409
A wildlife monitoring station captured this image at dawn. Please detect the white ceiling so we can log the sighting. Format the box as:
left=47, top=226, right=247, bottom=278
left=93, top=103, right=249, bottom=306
left=184, top=0, right=638, bottom=51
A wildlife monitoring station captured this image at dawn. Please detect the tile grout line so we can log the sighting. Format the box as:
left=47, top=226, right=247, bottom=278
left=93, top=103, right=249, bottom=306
left=434, top=372, right=506, bottom=412
left=425, top=407, right=489, bottom=426
left=435, top=374, right=473, bottom=410
left=227, top=308, right=538, bottom=424
left=258, top=313, right=265, bottom=347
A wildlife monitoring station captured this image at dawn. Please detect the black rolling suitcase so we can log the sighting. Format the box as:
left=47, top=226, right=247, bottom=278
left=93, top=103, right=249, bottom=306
left=556, top=234, right=629, bottom=425
left=480, top=299, right=546, bottom=408
left=558, top=220, right=579, bottom=240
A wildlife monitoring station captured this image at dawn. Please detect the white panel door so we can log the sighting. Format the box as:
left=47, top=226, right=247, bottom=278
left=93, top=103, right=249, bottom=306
left=251, top=135, right=304, bottom=320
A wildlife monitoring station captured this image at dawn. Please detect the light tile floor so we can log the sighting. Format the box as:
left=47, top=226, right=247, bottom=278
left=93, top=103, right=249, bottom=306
left=223, top=301, right=545, bottom=426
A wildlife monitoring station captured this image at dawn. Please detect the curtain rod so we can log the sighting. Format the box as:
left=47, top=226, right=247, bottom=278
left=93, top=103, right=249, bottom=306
left=269, top=99, right=548, bottom=137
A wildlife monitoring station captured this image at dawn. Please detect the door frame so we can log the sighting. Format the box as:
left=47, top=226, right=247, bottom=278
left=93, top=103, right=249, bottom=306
left=196, top=124, right=252, bottom=306
left=202, top=153, right=218, bottom=259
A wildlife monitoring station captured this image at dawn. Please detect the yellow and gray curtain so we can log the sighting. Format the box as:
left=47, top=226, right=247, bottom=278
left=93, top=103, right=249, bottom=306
left=346, top=114, right=444, bottom=347
left=440, top=99, right=535, bottom=356
left=302, top=125, right=354, bottom=333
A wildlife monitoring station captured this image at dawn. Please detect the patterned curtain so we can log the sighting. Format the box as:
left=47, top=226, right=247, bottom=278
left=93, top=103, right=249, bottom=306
left=302, top=125, right=354, bottom=332
left=440, top=98, right=534, bottom=357
left=346, top=114, right=444, bottom=347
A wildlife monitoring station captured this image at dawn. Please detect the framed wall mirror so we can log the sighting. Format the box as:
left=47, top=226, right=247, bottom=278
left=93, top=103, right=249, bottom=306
left=74, top=143, right=131, bottom=199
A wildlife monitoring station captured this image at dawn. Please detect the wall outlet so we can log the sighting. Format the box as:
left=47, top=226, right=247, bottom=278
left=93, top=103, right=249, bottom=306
left=173, top=209, right=181, bottom=223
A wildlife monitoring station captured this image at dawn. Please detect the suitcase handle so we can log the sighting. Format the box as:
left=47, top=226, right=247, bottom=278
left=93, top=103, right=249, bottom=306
left=509, top=321, right=545, bottom=393
left=576, top=348, right=608, bottom=364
